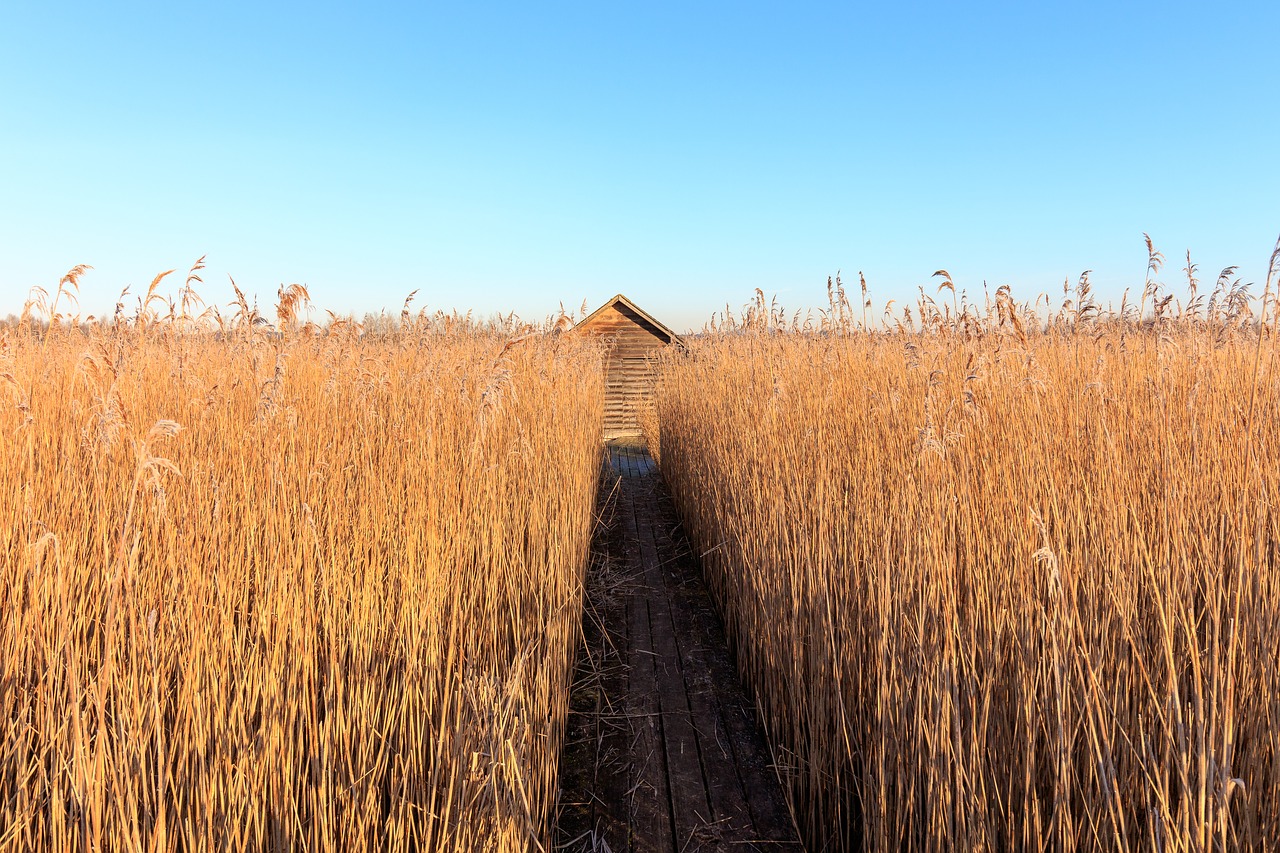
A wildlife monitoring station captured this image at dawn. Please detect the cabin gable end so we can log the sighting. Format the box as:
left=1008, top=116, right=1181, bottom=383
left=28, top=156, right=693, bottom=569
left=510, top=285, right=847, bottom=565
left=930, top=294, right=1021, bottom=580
left=573, top=295, right=681, bottom=439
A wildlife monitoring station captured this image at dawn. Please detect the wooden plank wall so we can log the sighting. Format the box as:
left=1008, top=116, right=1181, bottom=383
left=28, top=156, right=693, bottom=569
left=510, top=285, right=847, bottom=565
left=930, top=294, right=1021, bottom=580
left=577, top=303, right=669, bottom=438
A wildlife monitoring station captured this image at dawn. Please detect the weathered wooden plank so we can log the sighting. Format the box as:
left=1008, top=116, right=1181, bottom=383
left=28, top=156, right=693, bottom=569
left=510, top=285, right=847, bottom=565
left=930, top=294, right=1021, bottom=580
left=558, top=440, right=800, bottom=852
left=626, top=596, right=674, bottom=850
left=630, top=497, right=715, bottom=850
left=622, top=480, right=675, bottom=852
left=605, top=362, right=654, bottom=369
left=653, top=511, right=802, bottom=847
left=607, top=343, right=664, bottom=355
left=653, top=545, right=757, bottom=846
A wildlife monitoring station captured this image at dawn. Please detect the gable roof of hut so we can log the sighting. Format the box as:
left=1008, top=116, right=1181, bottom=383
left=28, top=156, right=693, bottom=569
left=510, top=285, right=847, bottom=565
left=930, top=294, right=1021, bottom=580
left=575, top=294, right=683, bottom=345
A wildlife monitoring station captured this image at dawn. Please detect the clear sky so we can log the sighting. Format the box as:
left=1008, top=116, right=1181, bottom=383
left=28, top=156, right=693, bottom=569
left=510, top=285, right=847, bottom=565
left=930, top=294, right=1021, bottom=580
left=2, top=1, right=1277, bottom=332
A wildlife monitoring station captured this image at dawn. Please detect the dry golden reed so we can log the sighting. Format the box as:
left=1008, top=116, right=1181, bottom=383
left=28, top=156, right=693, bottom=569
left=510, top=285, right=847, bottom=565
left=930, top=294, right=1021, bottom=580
left=0, top=272, right=603, bottom=852
left=658, top=247, right=1280, bottom=851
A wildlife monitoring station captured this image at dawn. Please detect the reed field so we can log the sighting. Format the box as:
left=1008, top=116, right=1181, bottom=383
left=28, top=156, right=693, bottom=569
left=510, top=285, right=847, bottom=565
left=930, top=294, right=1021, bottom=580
left=657, top=245, right=1280, bottom=851
left=0, top=269, right=603, bottom=851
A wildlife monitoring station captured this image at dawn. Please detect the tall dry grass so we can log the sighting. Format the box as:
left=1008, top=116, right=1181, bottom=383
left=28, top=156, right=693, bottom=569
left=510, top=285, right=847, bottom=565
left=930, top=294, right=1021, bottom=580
left=0, top=271, right=603, bottom=851
left=658, top=245, right=1280, bottom=850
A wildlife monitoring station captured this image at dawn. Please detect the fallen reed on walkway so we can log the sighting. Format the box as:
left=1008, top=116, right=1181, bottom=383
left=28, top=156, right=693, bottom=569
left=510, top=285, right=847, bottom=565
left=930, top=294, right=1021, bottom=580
left=0, top=272, right=603, bottom=851
left=657, top=253, right=1280, bottom=851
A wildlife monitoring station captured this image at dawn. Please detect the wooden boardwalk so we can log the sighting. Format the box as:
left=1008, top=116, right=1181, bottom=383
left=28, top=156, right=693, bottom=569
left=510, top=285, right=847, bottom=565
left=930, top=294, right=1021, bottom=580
left=557, top=441, right=801, bottom=852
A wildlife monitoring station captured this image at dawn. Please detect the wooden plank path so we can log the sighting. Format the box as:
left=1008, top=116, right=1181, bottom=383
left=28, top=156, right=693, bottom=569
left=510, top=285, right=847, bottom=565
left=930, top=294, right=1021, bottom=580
left=557, top=440, right=801, bottom=852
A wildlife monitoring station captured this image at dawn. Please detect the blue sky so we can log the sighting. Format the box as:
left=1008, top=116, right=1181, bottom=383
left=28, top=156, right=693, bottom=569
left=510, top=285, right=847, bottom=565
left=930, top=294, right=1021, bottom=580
left=2, top=1, right=1277, bottom=332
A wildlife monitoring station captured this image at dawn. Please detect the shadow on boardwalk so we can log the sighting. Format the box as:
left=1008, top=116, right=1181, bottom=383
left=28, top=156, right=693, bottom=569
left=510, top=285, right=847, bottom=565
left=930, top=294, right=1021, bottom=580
left=557, top=440, right=801, bottom=852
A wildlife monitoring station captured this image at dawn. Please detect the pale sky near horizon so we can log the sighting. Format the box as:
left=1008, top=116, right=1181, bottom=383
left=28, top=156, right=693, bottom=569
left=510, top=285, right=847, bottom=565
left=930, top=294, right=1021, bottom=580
left=2, top=1, right=1277, bottom=333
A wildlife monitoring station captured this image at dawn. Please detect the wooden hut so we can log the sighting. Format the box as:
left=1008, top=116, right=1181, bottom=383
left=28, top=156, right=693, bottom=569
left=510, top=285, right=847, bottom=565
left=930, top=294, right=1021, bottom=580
left=574, top=294, right=682, bottom=439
